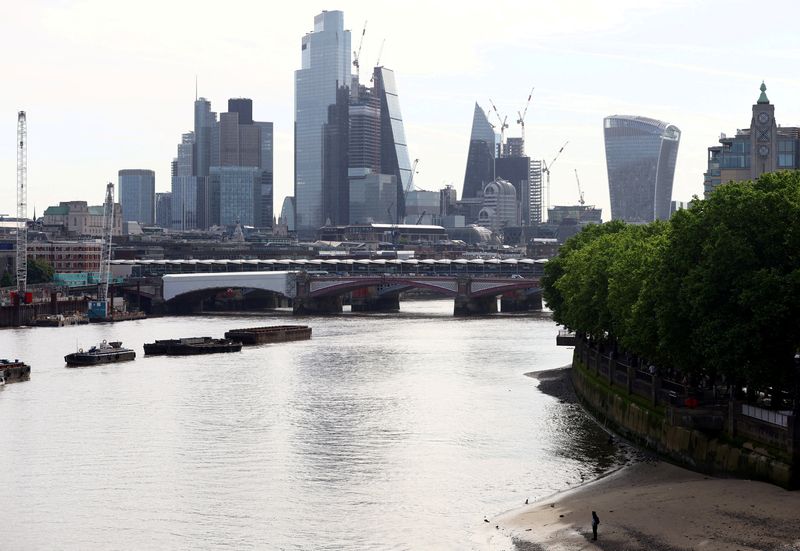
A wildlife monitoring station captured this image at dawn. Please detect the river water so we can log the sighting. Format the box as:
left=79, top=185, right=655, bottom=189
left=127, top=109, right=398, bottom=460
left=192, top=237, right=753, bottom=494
left=0, top=300, right=623, bottom=550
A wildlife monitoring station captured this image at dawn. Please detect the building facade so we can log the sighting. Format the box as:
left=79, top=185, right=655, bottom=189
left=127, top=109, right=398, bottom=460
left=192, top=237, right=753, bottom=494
left=477, top=179, right=519, bottom=230
left=42, top=201, right=123, bottom=237
left=704, top=83, right=800, bottom=198
left=155, top=192, right=172, bottom=228
left=28, top=240, right=103, bottom=273
left=118, top=169, right=155, bottom=225
left=603, top=115, right=680, bottom=223
left=462, top=103, right=496, bottom=200
left=295, top=10, right=351, bottom=237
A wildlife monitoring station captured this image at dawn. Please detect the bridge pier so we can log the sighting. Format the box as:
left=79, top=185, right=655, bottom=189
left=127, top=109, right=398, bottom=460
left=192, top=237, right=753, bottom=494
left=351, top=294, right=400, bottom=312
left=292, top=296, right=343, bottom=315
left=500, top=291, right=543, bottom=312
left=454, top=295, right=498, bottom=316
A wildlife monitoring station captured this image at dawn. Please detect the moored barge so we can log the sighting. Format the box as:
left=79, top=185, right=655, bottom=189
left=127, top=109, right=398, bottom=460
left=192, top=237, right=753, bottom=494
left=144, top=337, right=242, bottom=356
left=0, top=359, right=31, bottom=384
left=65, top=341, right=136, bottom=366
left=223, top=325, right=312, bottom=346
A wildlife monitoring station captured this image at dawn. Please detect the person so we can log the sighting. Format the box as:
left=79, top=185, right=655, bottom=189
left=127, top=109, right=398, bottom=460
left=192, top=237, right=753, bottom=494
left=591, top=511, right=600, bottom=541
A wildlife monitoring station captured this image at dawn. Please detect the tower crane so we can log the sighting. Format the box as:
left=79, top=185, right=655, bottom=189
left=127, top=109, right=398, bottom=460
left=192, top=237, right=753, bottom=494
left=370, top=39, right=386, bottom=82
left=541, top=141, right=569, bottom=216
left=90, top=182, right=115, bottom=319
left=516, top=86, right=534, bottom=153
left=574, top=168, right=586, bottom=206
left=352, top=20, right=367, bottom=86
left=488, top=99, right=508, bottom=157
left=16, top=111, right=27, bottom=301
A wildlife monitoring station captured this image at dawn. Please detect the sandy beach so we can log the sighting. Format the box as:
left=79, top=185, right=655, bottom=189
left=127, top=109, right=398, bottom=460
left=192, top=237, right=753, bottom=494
left=477, top=367, right=800, bottom=551
left=483, top=450, right=800, bottom=551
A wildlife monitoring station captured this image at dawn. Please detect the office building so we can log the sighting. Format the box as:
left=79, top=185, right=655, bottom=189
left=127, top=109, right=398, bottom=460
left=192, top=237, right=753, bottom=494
left=603, top=115, right=680, bottom=223
left=118, top=169, right=155, bottom=225
left=155, top=192, right=171, bottom=228
left=42, top=201, right=123, bottom=237
left=404, top=190, right=440, bottom=225
left=295, top=10, right=351, bottom=237
left=373, top=67, right=413, bottom=212
left=477, top=179, right=519, bottom=230
left=280, top=197, right=296, bottom=233
left=171, top=132, right=198, bottom=230
left=462, top=103, right=496, bottom=200
left=704, top=82, right=800, bottom=198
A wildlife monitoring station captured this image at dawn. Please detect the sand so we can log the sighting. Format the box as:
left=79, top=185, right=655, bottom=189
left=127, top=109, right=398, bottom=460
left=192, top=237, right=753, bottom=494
left=484, top=460, right=800, bottom=551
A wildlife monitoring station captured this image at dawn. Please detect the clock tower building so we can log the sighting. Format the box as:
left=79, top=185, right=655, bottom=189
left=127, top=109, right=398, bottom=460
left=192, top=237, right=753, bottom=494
left=704, top=82, right=800, bottom=198
left=750, top=82, right=778, bottom=177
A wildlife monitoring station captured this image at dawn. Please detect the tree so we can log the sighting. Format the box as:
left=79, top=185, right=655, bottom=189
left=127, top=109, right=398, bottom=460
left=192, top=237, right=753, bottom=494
left=0, top=271, right=12, bottom=287
left=27, top=258, right=54, bottom=284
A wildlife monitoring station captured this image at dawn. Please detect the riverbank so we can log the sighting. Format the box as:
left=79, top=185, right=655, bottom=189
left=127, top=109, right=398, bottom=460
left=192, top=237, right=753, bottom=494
left=487, top=367, right=800, bottom=551
left=491, top=460, right=800, bottom=551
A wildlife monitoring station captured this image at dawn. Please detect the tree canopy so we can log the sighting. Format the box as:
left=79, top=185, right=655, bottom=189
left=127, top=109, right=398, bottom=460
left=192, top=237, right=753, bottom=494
left=544, top=170, right=800, bottom=392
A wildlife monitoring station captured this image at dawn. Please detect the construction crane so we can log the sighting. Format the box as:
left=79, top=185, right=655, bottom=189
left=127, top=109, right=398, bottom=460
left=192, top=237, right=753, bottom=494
left=16, top=111, right=27, bottom=301
left=370, top=39, right=386, bottom=82
left=574, top=168, right=586, bottom=206
left=516, top=86, right=534, bottom=153
left=488, top=99, right=508, bottom=157
left=90, top=182, right=115, bottom=320
left=415, top=210, right=426, bottom=225
left=542, top=141, right=569, bottom=215
left=352, top=20, right=367, bottom=85
left=406, top=158, right=419, bottom=193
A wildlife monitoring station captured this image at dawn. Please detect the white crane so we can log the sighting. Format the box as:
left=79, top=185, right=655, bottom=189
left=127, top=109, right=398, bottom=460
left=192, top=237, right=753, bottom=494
left=352, top=20, right=367, bottom=87
left=92, top=182, right=115, bottom=319
left=16, top=111, right=27, bottom=300
left=542, top=141, right=569, bottom=217
left=574, top=168, right=586, bottom=206
left=516, top=86, right=534, bottom=154
left=488, top=99, right=508, bottom=157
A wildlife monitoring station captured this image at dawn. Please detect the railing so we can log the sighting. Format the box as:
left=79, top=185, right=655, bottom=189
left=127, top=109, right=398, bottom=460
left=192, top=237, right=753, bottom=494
left=741, top=404, right=790, bottom=428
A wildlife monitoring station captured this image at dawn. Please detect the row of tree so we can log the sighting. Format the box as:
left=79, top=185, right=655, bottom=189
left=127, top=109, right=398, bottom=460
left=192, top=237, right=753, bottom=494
left=543, top=170, right=800, bottom=393
left=0, top=258, right=54, bottom=287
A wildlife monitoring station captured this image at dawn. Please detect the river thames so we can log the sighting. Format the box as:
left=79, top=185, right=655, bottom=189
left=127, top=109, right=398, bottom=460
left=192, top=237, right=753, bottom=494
left=0, top=300, right=623, bottom=549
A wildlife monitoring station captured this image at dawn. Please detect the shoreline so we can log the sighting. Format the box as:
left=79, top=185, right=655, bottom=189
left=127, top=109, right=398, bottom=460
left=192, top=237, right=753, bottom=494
left=482, top=365, right=800, bottom=550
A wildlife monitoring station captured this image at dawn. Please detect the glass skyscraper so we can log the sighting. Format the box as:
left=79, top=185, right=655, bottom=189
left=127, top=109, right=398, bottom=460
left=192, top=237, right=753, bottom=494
left=603, top=115, right=680, bottom=223
left=295, top=10, right=351, bottom=237
left=118, top=169, right=155, bottom=225
left=463, top=103, right=496, bottom=200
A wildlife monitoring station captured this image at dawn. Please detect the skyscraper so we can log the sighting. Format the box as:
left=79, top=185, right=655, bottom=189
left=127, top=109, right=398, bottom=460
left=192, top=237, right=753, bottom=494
left=155, top=192, right=172, bottom=228
left=462, top=103, right=496, bottom=200
left=171, top=132, right=198, bottom=230
left=603, top=115, right=680, bottom=223
left=118, top=169, right=155, bottom=225
left=295, top=10, right=351, bottom=237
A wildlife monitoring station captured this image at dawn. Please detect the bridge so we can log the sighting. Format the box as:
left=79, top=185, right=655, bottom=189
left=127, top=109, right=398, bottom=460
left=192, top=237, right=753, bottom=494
left=112, top=258, right=547, bottom=315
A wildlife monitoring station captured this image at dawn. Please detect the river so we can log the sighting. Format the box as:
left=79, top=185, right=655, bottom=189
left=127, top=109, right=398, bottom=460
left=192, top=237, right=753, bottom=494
left=0, top=299, right=623, bottom=550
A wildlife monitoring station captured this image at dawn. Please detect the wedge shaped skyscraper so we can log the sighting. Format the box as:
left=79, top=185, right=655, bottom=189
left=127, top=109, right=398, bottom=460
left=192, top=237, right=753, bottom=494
left=462, top=103, right=496, bottom=200
left=603, top=115, right=680, bottom=223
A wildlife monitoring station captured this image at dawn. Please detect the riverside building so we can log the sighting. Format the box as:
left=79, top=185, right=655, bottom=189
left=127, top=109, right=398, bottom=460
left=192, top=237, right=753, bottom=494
left=704, top=82, right=800, bottom=198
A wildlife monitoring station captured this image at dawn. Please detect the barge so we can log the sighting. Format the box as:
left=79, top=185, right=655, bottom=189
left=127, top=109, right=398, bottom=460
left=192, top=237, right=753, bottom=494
left=144, top=337, right=242, bottom=356
left=0, top=359, right=31, bottom=384
left=89, top=310, right=147, bottom=324
left=65, top=340, right=136, bottom=366
left=223, top=325, right=312, bottom=346
left=34, top=313, right=88, bottom=327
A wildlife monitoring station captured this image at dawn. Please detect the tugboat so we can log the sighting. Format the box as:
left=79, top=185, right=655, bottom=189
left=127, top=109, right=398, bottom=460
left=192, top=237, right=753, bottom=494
left=143, top=337, right=242, bottom=356
left=64, top=340, right=136, bottom=366
left=0, top=359, right=31, bottom=383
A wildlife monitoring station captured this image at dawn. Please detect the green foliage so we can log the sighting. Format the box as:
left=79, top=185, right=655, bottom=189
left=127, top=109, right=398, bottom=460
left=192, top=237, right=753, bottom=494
left=27, top=258, right=54, bottom=284
left=543, top=170, right=800, bottom=392
left=0, top=271, right=12, bottom=287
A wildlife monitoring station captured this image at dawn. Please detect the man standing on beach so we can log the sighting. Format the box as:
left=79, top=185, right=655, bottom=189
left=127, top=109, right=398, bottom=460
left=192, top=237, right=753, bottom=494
left=591, top=511, right=600, bottom=541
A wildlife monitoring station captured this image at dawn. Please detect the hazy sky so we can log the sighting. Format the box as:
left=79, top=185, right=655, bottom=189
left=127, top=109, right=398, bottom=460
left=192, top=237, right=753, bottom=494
left=2, top=0, right=799, bottom=220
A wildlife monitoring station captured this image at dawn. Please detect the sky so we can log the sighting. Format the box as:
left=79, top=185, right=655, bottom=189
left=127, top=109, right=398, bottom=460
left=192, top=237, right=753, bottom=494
left=1, top=0, right=800, bottom=221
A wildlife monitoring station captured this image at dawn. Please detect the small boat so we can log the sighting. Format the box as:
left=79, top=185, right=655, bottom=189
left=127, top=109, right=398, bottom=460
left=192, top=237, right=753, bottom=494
left=143, top=337, right=242, bottom=356
left=0, top=359, right=31, bottom=383
left=223, top=325, right=312, bottom=346
left=65, top=340, right=136, bottom=366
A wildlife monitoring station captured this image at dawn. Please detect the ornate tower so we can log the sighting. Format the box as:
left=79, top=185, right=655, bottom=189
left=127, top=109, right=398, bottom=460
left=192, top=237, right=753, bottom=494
left=750, top=82, right=778, bottom=177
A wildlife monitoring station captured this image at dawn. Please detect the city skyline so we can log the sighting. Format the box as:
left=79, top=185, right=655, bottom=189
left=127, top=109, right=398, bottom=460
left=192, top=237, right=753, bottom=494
left=2, top=1, right=800, bottom=222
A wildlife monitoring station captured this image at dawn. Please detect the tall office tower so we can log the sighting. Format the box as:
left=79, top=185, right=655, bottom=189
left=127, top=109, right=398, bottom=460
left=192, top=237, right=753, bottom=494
left=529, top=160, right=543, bottom=224
left=254, top=121, right=274, bottom=227
left=171, top=132, right=198, bottom=230
left=155, top=192, right=172, bottom=228
left=373, top=66, right=413, bottom=218
left=462, top=103, right=496, bottom=199
left=118, top=169, right=155, bottom=225
left=295, top=10, right=352, bottom=237
left=280, top=197, right=296, bottom=233
left=603, top=115, right=681, bottom=223
left=704, top=83, right=800, bottom=198
left=439, top=185, right=458, bottom=217
left=503, top=137, right=525, bottom=158
left=495, top=156, right=530, bottom=226
left=194, top=98, right=217, bottom=229
left=228, top=98, right=253, bottom=125
left=322, top=85, right=350, bottom=225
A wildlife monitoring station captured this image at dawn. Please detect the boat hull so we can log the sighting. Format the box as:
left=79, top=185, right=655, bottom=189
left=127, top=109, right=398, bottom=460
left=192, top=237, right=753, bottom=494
left=64, top=350, right=136, bottom=366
